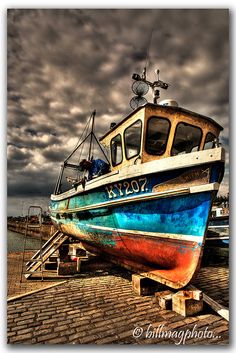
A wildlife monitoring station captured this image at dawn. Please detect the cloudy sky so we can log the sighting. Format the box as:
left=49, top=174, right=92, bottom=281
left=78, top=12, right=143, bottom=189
left=7, top=9, right=229, bottom=215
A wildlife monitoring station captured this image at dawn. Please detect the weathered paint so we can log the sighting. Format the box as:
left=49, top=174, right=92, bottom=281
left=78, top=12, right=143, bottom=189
left=50, top=102, right=225, bottom=288
left=142, top=104, right=222, bottom=164
left=50, top=163, right=223, bottom=214
left=51, top=147, right=225, bottom=202
left=51, top=190, right=212, bottom=240
left=49, top=160, right=224, bottom=288
left=50, top=189, right=214, bottom=289
left=80, top=239, right=202, bottom=289
left=100, top=103, right=222, bottom=171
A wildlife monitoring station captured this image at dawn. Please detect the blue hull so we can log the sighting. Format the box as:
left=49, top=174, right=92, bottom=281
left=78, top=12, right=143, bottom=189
left=50, top=164, right=221, bottom=288
left=50, top=190, right=213, bottom=262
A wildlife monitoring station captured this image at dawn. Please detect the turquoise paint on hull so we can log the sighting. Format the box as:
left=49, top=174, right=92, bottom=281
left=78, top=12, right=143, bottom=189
left=114, top=192, right=211, bottom=236
left=52, top=191, right=212, bottom=238
left=51, top=162, right=223, bottom=213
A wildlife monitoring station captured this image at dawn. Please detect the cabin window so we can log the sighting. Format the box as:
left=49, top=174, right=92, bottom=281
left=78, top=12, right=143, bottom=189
left=146, top=116, right=171, bottom=155
left=124, top=120, right=142, bottom=159
left=171, top=122, right=202, bottom=156
left=111, top=134, right=123, bottom=166
left=204, top=132, right=216, bottom=150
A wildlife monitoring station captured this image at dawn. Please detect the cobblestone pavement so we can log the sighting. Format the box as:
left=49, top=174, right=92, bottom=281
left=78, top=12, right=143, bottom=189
left=7, top=268, right=229, bottom=345
left=193, top=266, right=229, bottom=308
left=7, top=252, right=64, bottom=298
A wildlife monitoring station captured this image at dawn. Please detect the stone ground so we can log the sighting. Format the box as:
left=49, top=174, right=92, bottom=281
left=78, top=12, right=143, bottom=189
left=7, top=252, right=64, bottom=297
left=7, top=251, right=229, bottom=345
left=193, top=266, right=229, bottom=308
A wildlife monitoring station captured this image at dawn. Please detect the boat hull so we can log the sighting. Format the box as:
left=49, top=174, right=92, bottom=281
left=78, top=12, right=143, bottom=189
left=50, top=189, right=214, bottom=288
left=50, top=157, right=224, bottom=288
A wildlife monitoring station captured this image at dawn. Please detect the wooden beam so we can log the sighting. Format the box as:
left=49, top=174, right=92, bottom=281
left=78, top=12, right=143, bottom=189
left=7, top=280, right=68, bottom=302
left=188, top=285, right=229, bottom=321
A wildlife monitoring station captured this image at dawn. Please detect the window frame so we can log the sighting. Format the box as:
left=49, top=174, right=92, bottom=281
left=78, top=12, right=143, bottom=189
left=204, top=132, right=216, bottom=150
left=110, top=133, right=123, bottom=167
left=124, top=119, right=142, bottom=161
left=145, top=116, right=171, bottom=156
left=171, top=121, right=203, bottom=156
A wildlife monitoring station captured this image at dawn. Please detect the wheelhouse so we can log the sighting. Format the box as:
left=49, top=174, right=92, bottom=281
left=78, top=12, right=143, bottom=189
left=100, top=103, right=223, bottom=171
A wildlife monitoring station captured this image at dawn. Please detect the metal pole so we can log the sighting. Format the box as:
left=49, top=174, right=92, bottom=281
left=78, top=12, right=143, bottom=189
left=21, top=201, right=25, bottom=217
left=54, top=165, right=64, bottom=195
left=88, top=110, right=96, bottom=161
left=64, top=133, right=92, bottom=164
left=92, top=133, right=110, bottom=165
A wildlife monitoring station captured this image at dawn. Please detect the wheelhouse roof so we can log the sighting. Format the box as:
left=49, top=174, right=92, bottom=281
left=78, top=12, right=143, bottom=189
left=99, top=103, right=223, bottom=142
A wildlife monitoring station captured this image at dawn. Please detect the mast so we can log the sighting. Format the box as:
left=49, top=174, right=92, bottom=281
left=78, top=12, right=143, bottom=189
left=88, top=109, right=96, bottom=160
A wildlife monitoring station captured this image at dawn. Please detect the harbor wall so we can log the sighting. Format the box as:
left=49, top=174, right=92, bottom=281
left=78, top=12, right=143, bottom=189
left=7, top=221, right=54, bottom=240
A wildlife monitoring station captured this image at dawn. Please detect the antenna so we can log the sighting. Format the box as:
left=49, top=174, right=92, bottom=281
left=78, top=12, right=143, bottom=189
left=143, top=28, right=154, bottom=79
left=130, top=68, right=169, bottom=108
left=130, top=27, right=169, bottom=109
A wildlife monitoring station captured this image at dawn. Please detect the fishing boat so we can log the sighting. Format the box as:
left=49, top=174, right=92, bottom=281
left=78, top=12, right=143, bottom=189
left=49, top=69, right=225, bottom=289
left=206, top=205, right=229, bottom=248
left=208, top=205, right=229, bottom=230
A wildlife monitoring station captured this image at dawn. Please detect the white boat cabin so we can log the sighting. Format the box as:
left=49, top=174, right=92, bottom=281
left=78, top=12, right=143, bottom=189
left=100, top=103, right=223, bottom=171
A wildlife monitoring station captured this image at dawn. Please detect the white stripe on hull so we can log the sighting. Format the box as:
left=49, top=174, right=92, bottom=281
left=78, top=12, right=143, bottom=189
left=206, top=236, right=229, bottom=241
left=87, top=224, right=203, bottom=243
left=208, top=225, right=229, bottom=229
left=51, top=217, right=203, bottom=243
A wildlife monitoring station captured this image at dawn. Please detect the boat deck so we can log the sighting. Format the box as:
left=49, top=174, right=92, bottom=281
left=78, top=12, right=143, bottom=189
left=7, top=252, right=229, bottom=344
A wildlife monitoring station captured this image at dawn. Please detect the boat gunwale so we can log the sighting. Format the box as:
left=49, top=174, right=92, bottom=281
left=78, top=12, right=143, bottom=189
left=51, top=147, right=224, bottom=202
left=50, top=182, right=219, bottom=214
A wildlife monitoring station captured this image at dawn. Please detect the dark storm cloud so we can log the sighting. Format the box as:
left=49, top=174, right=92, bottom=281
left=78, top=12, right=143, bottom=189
left=42, top=148, right=69, bottom=163
left=7, top=145, right=33, bottom=170
left=7, top=9, right=229, bottom=201
left=8, top=170, right=55, bottom=197
left=8, top=145, right=32, bottom=161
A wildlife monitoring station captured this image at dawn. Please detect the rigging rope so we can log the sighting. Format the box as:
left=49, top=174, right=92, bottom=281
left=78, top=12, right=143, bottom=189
left=75, top=114, right=93, bottom=179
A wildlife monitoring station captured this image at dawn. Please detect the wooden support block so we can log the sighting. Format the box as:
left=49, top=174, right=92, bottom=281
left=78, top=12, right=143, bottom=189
left=57, top=261, right=78, bottom=275
left=76, top=258, right=81, bottom=273
left=172, top=290, right=203, bottom=317
left=154, top=289, right=173, bottom=299
left=159, top=294, right=173, bottom=310
left=184, top=288, right=203, bottom=301
left=154, top=290, right=173, bottom=309
left=132, top=274, right=164, bottom=296
left=69, top=244, right=87, bottom=257
left=76, top=256, right=93, bottom=272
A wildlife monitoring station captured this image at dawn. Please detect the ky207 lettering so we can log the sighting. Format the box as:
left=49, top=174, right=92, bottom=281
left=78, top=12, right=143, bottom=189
left=105, top=177, right=148, bottom=199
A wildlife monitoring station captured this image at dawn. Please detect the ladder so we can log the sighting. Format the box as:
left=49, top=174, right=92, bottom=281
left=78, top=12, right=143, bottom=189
left=20, top=206, right=43, bottom=282
left=21, top=206, right=69, bottom=281
left=24, top=231, right=69, bottom=279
